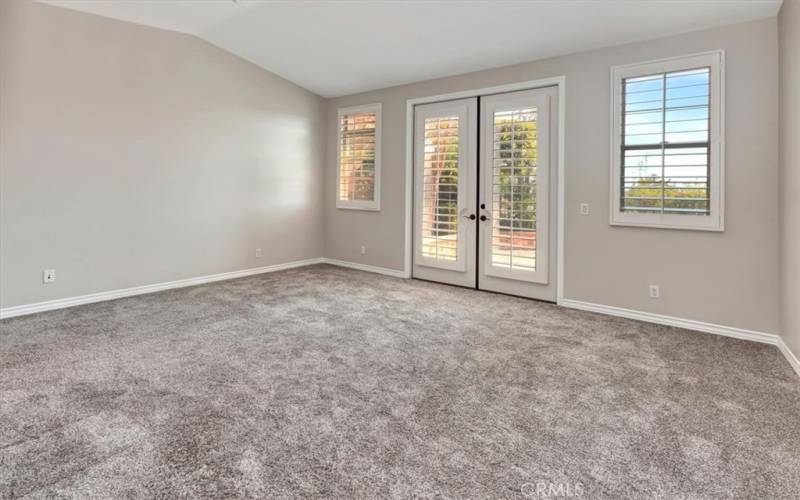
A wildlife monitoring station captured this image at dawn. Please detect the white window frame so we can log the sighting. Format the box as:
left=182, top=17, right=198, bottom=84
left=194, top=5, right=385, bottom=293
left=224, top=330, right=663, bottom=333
left=610, top=51, right=725, bottom=231
left=336, top=103, right=382, bottom=211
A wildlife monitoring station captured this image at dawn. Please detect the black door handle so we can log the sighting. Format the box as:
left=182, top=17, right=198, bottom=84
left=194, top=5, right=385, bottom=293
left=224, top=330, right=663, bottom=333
left=468, top=214, right=476, bottom=220
left=480, top=215, right=488, bottom=221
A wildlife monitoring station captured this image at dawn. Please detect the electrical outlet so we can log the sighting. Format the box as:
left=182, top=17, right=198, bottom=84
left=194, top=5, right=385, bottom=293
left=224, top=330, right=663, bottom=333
left=360, top=245, right=366, bottom=255
left=649, top=285, right=660, bottom=299
left=43, top=269, right=56, bottom=284
left=580, top=203, right=590, bottom=215
left=255, top=248, right=262, bottom=258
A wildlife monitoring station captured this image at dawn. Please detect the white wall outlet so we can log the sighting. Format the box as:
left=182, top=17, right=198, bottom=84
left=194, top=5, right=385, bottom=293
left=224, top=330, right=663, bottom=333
left=360, top=245, right=366, bottom=255
left=43, top=269, right=56, bottom=284
left=580, top=203, right=590, bottom=215
left=649, top=285, right=660, bottom=299
left=255, top=248, right=262, bottom=258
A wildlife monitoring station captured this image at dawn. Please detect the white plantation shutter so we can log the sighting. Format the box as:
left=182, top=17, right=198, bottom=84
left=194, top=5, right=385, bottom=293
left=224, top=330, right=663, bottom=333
left=491, top=107, right=539, bottom=272
left=621, top=68, right=711, bottom=215
left=337, top=103, right=382, bottom=210
left=421, top=116, right=460, bottom=261
left=611, top=52, right=724, bottom=231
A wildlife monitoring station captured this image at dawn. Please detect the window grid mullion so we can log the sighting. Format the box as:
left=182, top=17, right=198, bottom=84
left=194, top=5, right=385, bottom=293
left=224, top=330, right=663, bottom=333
left=661, top=72, right=667, bottom=216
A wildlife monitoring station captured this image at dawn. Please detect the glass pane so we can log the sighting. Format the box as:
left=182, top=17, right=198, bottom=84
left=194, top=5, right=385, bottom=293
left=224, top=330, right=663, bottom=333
left=622, top=147, right=710, bottom=215
left=339, top=112, right=377, bottom=201
left=621, top=68, right=711, bottom=215
left=421, top=116, right=459, bottom=261
left=491, top=108, right=537, bottom=271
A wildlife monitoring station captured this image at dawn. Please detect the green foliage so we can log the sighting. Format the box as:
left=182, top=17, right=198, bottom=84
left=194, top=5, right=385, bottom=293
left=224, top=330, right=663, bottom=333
left=427, top=117, right=540, bottom=235
left=623, top=176, right=709, bottom=213
left=495, top=119, right=537, bottom=229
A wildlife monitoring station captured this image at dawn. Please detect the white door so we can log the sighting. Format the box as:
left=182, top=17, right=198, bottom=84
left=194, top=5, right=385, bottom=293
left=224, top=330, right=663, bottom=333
left=412, top=98, right=478, bottom=288
left=478, top=87, right=557, bottom=300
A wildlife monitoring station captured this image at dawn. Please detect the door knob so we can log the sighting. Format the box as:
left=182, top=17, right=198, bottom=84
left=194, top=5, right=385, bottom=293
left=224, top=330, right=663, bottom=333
left=480, top=215, right=488, bottom=221
left=462, top=213, right=476, bottom=220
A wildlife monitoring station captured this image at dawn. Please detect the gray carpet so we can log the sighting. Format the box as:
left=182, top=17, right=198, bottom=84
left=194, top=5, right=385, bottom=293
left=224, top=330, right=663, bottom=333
left=1, top=264, right=798, bottom=499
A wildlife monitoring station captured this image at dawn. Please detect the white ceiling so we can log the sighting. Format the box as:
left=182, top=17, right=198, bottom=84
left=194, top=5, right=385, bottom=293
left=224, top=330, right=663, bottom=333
left=42, top=0, right=782, bottom=98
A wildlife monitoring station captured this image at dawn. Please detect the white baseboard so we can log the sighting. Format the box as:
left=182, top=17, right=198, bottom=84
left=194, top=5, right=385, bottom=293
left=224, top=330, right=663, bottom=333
left=778, top=338, right=800, bottom=378
left=324, top=261, right=796, bottom=377
left=559, top=298, right=800, bottom=378
left=0, top=257, right=404, bottom=320
left=558, top=299, right=780, bottom=344
left=321, top=258, right=408, bottom=279
left=0, top=257, right=325, bottom=320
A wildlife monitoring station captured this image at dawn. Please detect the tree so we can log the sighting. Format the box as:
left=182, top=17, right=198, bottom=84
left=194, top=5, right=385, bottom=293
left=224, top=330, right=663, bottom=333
left=494, top=117, right=537, bottom=230
left=623, top=176, right=709, bottom=213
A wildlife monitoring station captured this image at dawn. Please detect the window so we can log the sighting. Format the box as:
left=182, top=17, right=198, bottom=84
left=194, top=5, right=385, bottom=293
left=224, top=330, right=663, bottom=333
left=337, top=103, right=381, bottom=210
left=610, top=51, right=724, bottom=231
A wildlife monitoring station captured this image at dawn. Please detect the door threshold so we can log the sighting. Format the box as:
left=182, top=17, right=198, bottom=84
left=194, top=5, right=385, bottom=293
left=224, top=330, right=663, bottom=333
left=410, top=277, right=556, bottom=305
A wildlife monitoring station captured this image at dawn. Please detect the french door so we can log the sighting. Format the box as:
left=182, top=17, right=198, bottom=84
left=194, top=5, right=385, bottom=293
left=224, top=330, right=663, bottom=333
left=412, top=87, right=558, bottom=301
left=412, top=98, right=478, bottom=287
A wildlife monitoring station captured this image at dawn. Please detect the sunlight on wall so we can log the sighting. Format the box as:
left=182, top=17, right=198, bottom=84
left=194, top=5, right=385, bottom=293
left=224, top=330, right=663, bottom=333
left=255, top=114, right=315, bottom=212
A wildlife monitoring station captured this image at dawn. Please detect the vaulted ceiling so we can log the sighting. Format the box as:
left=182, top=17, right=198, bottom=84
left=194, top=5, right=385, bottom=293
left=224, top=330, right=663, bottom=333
left=41, top=0, right=783, bottom=97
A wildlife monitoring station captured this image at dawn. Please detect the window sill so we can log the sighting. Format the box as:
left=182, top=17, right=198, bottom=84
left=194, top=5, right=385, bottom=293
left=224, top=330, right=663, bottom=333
left=336, top=202, right=381, bottom=212
left=609, top=217, right=724, bottom=232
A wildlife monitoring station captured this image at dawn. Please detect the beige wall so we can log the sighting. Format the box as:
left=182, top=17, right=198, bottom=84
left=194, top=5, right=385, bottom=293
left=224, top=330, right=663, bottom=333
left=1, top=2, right=785, bottom=338
left=779, top=0, right=800, bottom=355
left=0, top=1, right=326, bottom=308
left=324, top=18, right=780, bottom=334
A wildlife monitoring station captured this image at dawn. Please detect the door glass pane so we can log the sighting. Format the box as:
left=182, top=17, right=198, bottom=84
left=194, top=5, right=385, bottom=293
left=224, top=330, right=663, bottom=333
left=492, top=108, right=537, bottom=271
left=422, top=116, right=459, bottom=261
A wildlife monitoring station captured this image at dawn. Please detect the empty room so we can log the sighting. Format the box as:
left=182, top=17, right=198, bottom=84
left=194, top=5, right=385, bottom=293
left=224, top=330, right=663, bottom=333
left=1, top=0, right=799, bottom=497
